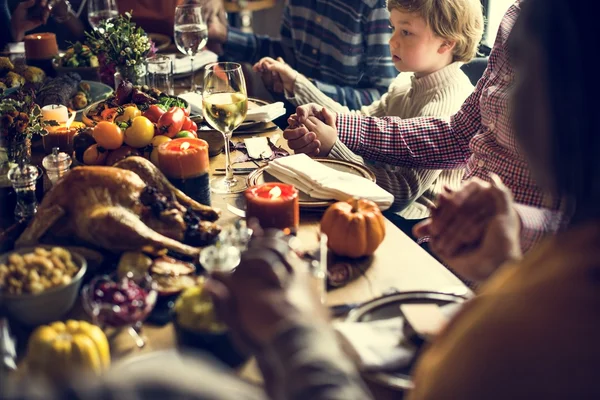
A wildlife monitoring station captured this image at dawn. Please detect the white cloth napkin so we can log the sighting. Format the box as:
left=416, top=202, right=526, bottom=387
left=173, top=51, right=218, bottom=75
left=177, top=93, right=286, bottom=123
left=267, top=154, right=394, bottom=210
left=335, top=303, right=463, bottom=371
left=245, top=101, right=286, bottom=122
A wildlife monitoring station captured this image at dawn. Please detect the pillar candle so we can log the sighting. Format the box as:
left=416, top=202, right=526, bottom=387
left=24, top=33, right=59, bottom=60
left=245, top=183, right=299, bottom=230
left=42, top=122, right=85, bottom=154
left=41, top=105, right=69, bottom=124
left=157, top=138, right=210, bottom=179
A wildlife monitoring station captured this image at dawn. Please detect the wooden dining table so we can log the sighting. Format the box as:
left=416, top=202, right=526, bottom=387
left=2, top=71, right=470, bottom=399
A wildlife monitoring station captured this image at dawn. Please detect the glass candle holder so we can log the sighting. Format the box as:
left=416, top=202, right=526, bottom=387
left=8, top=164, right=39, bottom=220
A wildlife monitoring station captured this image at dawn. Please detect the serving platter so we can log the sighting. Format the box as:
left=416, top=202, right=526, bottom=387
left=246, top=158, right=376, bottom=209
left=345, top=291, right=467, bottom=391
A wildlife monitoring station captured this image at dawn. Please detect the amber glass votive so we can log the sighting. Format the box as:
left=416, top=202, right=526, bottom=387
left=42, top=122, right=85, bottom=154
left=245, top=183, right=299, bottom=230
left=24, top=33, right=59, bottom=60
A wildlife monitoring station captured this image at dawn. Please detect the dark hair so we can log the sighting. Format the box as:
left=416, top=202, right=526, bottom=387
left=517, top=0, right=600, bottom=222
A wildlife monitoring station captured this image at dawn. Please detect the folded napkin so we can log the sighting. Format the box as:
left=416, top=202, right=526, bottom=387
left=177, top=94, right=286, bottom=123
left=267, top=154, right=394, bottom=210
left=173, top=51, right=218, bottom=75
left=335, top=303, right=463, bottom=372
left=246, top=102, right=286, bottom=122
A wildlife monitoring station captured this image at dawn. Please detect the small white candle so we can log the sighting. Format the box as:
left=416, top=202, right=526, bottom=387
left=41, top=105, right=69, bottom=124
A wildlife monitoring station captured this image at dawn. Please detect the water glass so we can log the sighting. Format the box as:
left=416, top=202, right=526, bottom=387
left=147, top=55, right=174, bottom=95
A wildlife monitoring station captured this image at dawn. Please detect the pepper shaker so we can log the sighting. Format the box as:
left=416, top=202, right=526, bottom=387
left=42, top=147, right=72, bottom=188
left=8, top=163, right=39, bottom=220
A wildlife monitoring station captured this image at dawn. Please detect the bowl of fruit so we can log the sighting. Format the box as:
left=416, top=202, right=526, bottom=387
left=172, top=277, right=248, bottom=368
left=82, top=272, right=157, bottom=347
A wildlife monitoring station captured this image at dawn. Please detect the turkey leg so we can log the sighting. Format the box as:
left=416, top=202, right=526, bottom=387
left=81, top=206, right=200, bottom=257
left=15, top=204, right=66, bottom=247
left=114, top=157, right=220, bottom=221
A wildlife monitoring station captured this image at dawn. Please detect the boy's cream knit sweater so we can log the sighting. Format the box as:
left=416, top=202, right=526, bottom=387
left=289, top=62, right=473, bottom=219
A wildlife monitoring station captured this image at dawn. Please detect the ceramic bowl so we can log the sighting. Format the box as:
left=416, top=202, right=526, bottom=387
left=0, top=246, right=87, bottom=326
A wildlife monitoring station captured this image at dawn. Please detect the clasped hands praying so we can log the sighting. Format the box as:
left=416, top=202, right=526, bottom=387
left=283, top=104, right=523, bottom=283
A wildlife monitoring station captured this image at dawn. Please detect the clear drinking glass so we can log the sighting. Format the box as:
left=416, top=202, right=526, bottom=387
left=203, top=62, right=248, bottom=194
left=147, top=55, right=174, bottom=95
left=174, top=4, right=208, bottom=93
left=87, top=0, right=118, bottom=30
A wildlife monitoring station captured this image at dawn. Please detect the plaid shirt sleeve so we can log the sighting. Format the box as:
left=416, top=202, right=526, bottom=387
left=222, top=6, right=296, bottom=65
left=336, top=58, right=493, bottom=169
left=312, top=6, right=395, bottom=110
left=515, top=204, right=563, bottom=252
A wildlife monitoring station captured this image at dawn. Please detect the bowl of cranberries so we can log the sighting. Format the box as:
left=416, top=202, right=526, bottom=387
left=82, top=273, right=157, bottom=331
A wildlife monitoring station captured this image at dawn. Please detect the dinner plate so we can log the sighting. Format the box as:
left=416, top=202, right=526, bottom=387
left=246, top=158, right=376, bottom=209
left=345, top=291, right=467, bottom=391
left=149, top=33, right=172, bottom=52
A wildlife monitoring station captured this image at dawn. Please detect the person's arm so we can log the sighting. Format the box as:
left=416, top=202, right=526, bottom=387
left=309, top=6, right=395, bottom=110
left=51, top=0, right=85, bottom=41
left=258, top=323, right=373, bottom=400
left=514, top=204, right=563, bottom=252
left=222, top=5, right=295, bottom=65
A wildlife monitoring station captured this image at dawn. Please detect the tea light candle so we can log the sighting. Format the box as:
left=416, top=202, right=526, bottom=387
left=157, top=138, right=210, bottom=179
left=24, top=33, right=59, bottom=60
left=245, top=183, right=299, bottom=230
left=41, top=105, right=69, bottom=124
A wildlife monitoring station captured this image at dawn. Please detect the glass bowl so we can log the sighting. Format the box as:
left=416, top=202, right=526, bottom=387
left=82, top=272, right=157, bottom=347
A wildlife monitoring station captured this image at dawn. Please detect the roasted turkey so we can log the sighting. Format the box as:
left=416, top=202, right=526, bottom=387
left=16, top=157, right=220, bottom=257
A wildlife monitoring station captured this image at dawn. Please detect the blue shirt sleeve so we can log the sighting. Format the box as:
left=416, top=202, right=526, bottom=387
left=1, top=0, right=12, bottom=51
left=311, top=5, right=396, bottom=109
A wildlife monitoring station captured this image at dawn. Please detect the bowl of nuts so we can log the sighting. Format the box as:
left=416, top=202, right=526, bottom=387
left=0, top=246, right=87, bottom=326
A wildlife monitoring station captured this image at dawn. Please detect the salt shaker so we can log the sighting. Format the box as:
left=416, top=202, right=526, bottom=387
left=42, top=147, right=71, bottom=188
left=8, top=163, right=39, bottom=220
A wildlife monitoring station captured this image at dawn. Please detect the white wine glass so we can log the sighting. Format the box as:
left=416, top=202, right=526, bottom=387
left=203, top=62, right=248, bottom=194
left=87, top=0, right=118, bottom=30
left=174, top=4, right=208, bottom=93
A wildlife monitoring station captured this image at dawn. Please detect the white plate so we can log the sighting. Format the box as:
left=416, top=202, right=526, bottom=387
left=345, top=291, right=467, bottom=391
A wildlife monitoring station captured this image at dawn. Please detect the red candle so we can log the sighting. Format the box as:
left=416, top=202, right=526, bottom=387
left=157, top=138, right=210, bottom=179
left=24, top=33, right=59, bottom=60
left=245, top=183, right=299, bottom=230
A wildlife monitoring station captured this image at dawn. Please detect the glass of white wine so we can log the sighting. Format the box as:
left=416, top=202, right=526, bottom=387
left=87, top=0, right=118, bottom=30
left=203, top=62, right=248, bottom=194
left=174, top=4, right=208, bottom=93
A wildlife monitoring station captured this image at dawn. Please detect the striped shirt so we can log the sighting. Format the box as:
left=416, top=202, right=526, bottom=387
left=223, top=0, right=396, bottom=110
left=334, top=1, right=562, bottom=251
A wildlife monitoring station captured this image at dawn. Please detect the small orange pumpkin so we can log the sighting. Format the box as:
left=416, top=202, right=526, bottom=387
left=320, top=198, right=386, bottom=258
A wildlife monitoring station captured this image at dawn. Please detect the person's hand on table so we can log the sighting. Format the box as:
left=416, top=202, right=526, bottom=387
left=284, top=104, right=337, bottom=156
left=253, top=57, right=299, bottom=95
left=207, top=230, right=328, bottom=350
left=10, top=0, right=51, bottom=42
left=414, top=175, right=523, bottom=282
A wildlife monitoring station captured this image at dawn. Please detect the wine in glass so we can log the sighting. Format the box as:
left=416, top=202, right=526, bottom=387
left=87, top=0, right=118, bottom=30
left=203, top=63, right=248, bottom=194
left=174, top=5, right=208, bottom=93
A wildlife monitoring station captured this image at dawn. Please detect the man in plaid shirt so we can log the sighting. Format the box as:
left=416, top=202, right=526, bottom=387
left=203, top=0, right=397, bottom=110
left=284, top=1, right=562, bottom=260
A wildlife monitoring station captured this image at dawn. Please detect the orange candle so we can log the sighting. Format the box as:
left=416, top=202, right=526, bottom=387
left=157, top=138, right=210, bottom=179
left=42, top=122, right=85, bottom=154
left=245, top=183, right=299, bottom=230
left=24, top=33, right=59, bottom=60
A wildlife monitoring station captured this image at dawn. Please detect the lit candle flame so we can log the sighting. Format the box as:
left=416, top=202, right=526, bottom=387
left=180, top=141, right=190, bottom=151
left=37, top=35, right=42, bottom=40
left=269, top=185, right=282, bottom=199
left=65, top=110, right=76, bottom=129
